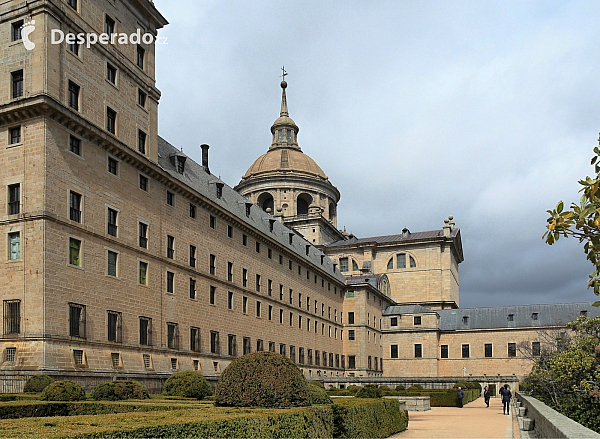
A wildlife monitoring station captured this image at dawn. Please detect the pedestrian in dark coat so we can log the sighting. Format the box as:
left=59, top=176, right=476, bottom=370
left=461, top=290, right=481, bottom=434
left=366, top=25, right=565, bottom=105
left=483, top=385, right=491, bottom=407
left=457, top=387, right=465, bottom=408
left=499, top=384, right=512, bottom=415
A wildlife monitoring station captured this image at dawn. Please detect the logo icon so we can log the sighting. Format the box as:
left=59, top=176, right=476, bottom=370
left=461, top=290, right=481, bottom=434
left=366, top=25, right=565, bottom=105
left=21, top=20, right=35, bottom=51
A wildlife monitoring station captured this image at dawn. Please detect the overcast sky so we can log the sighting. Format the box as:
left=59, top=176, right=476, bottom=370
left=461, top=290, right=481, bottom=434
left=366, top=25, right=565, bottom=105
left=153, top=0, right=600, bottom=308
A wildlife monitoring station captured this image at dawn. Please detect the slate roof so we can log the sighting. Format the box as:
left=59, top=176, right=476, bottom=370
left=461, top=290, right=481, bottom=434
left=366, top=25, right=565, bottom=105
left=346, top=274, right=386, bottom=289
left=384, top=305, right=435, bottom=315
left=326, top=229, right=459, bottom=248
left=157, top=137, right=345, bottom=283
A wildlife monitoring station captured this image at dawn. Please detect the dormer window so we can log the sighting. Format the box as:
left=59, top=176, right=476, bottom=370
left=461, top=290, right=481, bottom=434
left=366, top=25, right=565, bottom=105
left=286, top=130, right=292, bottom=143
left=245, top=202, right=252, bottom=217
left=507, top=314, right=514, bottom=322
left=216, top=182, right=224, bottom=199
left=278, top=130, right=283, bottom=142
left=531, top=312, right=539, bottom=321
left=581, top=310, right=588, bottom=316
left=176, top=156, right=185, bottom=174
left=462, top=316, right=469, bottom=325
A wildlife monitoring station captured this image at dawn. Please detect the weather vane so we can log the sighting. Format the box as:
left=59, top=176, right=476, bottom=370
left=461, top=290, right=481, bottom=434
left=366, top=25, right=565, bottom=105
left=281, top=66, right=288, bottom=81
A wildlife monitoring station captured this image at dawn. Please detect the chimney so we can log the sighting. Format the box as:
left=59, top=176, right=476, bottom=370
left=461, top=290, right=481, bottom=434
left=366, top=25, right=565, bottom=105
left=443, top=217, right=451, bottom=237
left=448, top=215, right=455, bottom=231
left=201, top=144, right=210, bottom=173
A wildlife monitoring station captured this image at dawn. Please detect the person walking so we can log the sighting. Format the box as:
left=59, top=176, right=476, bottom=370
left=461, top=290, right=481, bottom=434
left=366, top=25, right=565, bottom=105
left=457, top=386, right=464, bottom=408
left=483, top=385, right=491, bottom=408
left=499, top=384, right=512, bottom=415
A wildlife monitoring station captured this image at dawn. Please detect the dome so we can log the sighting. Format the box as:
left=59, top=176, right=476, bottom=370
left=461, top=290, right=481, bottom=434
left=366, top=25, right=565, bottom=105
left=242, top=148, right=328, bottom=180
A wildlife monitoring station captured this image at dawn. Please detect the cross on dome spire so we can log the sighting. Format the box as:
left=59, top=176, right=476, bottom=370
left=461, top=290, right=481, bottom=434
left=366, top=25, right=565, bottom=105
left=280, top=67, right=289, bottom=117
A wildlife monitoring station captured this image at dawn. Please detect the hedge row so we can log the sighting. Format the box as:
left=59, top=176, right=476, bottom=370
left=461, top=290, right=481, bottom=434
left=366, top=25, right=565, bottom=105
left=0, top=401, right=181, bottom=419
left=429, top=389, right=479, bottom=407
left=332, top=398, right=408, bottom=439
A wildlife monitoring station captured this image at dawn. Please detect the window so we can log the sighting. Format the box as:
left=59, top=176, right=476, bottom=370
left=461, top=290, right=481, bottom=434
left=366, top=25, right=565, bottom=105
left=108, top=157, right=118, bottom=175
left=4, top=300, right=20, bottom=334
left=11, top=70, right=23, bottom=99
left=532, top=341, right=541, bottom=357
left=348, top=330, right=355, bottom=341
left=390, top=317, right=398, bottom=327
left=210, top=254, right=216, bottom=275
left=107, top=208, right=118, bottom=236
left=210, top=331, right=219, bottom=354
left=531, top=312, right=539, bottom=321
left=138, top=89, right=147, bottom=108
left=170, top=358, right=177, bottom=370
left=348, top=312, right=355, bottom=325
left=9, top=126, right=21, bottom=145
left=138, top=130, right=146, bottom=154
left=347, top=355, right=356, bottom=369
left=139, top=223, right=148, bottom=248
left=256, top=274, right=261, bottom=292
left=69, top=238, right=82, bottom=266
left=216, top=182, right=223, bottom=198
left=67, top=0, right=77, bottom=10
left=143, top=354, right=152, bottom=368
left=255, top=241, right=260, bottom=253
left=242, top=268, right=247, bottom=287
left=137, top=45, right=145, bottom=69
left=228, top=334, right=237, bottom=356
left=209, top=215, right=216, bottom=229
left=167, top=235, right=174, bottom=259
left=68, top=81, right=80, bottom=110
left=8, top=184, right=20, bottom=215
left=105, top=15, right=115, bottom=36
left=69, top=303, right=85, bottom=338
left=242, top=234, right=247, bottom=246
left=73, top=349, right=84, bottom=365
left=279, top=254, right=283, bottom=264
left=111, top=353, right=121, bottom=368
left=289, top=289, right=293, bottom=304
left=69, top=191, right=82, bottom=222
left=139, top=317, right=152, bottom=346
left=462, top=316, right=469, bottom=326
left=107, top=250, right=118, bottom=277
left=390, top=344, right=398, bottom=358
left=189, top=278, right=196, bottom=299
left=299, top=347, right=305, bottom=364
left=397, top=253, right=406, bottom=269
left=210, top=286, right=216, bottom=305
left=508, top=343, right=517, bottom=357
left=279, top=309, right=283, bottom=324
left=289, top=312, right=293, bottom=326
left=290, top=346, right=296, bottom=363
left=414, top=316, right=421, bottom=325
left=268, top=305, right=273, bottom=321
left=167, top=322, right=178, bottom=349
left=279, top=344, right=286, bottom=356
left=227, top=225, right=233, bottom=238
left=279, top=285, right=284, bottom=300
left=11, top=20, right=23, bottom=41
left=243, top=337, right=251, bottom=355
left=581, top=310, right=588, bottom=317
left=8, top=232, right=20, bottom=260
left=189, top=204, right=196, bottom=219
left=441, top=345, right=449, bottom=358
left=139, top=261, right=148, bottom=285
left=190, top=327, right=201, bottom=352
left=461, top=344, right=470, bottom=358
left=268, top=248, right=272, bottom=259
left=166, top=271, right=174, bottom=294
left=507, top=314, right=514, bottom=322
left=190, top=245, right=196, bottom=268
left=68, top=37, right=80, bottom=56
left=268, top=279, right=272, bottom=296
left=106, top=63, right=117, bottom=84
left=107, top=311, right=122, bottom=342
left=243, top=296, right=248, bottom=314
left=228, top=291, right=233, bottom=310
left=387, top=258, right=393, bottom=270
left=414, top=344, right=422, bottom=358
left=106, top=107, right=116, bottom=134
left=226, top=261, right=233, bottom=282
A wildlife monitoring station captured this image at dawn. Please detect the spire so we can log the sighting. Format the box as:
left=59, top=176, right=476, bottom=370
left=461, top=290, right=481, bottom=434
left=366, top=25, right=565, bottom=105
left=280, top=81, right=289, bottom=117
left=269, top=70, right=300, bottom=151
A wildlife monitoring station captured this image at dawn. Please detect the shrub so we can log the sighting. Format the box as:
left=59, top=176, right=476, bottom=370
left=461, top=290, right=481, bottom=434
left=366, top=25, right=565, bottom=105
left=215, top=351, right=310, bottom=408
left=355, top=384, right=382, bottom=399
left=40, top=381, right=86, bottom=401
left=23, top=375, right=54, bottom=393
left=309, top=382, right=333, bottom=405
left=91, top=380, right=149, bottom=401
left=407, top=384, right=424, bottom=391
left=395, top=385, right=406, bottom=390
left=347, top=385, right=361, bottom=394
left=333, top=398, right=408, bottom=438
left=163, top=371, right=212, bottom=400
left=308, top=380, right=324, bottom=388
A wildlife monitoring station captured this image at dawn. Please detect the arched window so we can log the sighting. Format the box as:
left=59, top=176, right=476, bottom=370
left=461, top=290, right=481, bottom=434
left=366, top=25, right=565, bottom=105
left=257, top=193, right=274, bottom=213
left=396, top=254, right=406, bottom=269
left=352, top=260, right=359, bottom=271
left=329, top=203, right=336, bottom=221
left=409, top=256, right=416, bottom=268
left=297, top=193, right=312, bottom=215
left=388, top=253, right=417, bottom=270
left=387, top=259, right=393, bottom=270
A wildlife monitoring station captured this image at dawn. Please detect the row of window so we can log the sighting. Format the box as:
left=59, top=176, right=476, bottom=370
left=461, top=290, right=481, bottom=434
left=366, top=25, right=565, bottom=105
left=389, top=342, right=542, bottom=359
left=389, top=316, right=421, bottom=327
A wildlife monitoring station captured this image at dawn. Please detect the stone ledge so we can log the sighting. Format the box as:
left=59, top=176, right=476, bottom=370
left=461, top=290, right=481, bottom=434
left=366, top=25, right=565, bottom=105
left=384, top=395, right=430, bottom=411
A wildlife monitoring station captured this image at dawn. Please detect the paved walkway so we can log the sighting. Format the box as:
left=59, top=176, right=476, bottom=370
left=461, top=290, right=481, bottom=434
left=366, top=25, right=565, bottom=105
left=392, top=397, right=520, bottom=439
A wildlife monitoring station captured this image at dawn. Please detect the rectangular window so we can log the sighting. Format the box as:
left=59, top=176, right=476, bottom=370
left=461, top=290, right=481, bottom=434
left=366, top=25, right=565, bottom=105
left=268, top=305, right=273, bottom=321
left=138, top=223, right=148, bottom=248
left=279, top=309, right=283, bottom=324
left=210, top=286, right=216, bottom=305
left=348, top=312, right=355, bottom=325
left=139, top=317, right=152, bottom=346
left=390, top=344, right=398, bottom=358
left=69, top=303, right=85, bottom=338
left=68, top=81, right=80, bottom=110
left=210, top=331, right=219, bottom=354
left=256, top=274, right=261, bottom=292
left=290, top=346, right=296, bottom=363
left=8, top=184, right=20, bottom=215
left=256, top=301, right=261, bottom=317
left=228, top=291, right=233, bottom=310
left=11, top=70, right=23, bottom=99
left=532, top=341, right=541, bottom=357
left=226, top=261, right=233, bottom=282
left=347, top=355, right=355, bottom=369
left=73, top=349, right=84, bottom=365
left=69, top=191, right=82, bottom=222
left=210, top=254, right=216, bottom=275
left=143, top=354, right=152, bottom=368
left=8, top=232, right=20, bottom=260
left=289, top=312, right=293, bottom=327
left=255, top=241, right=260, bottom=253
left=268, top=248, right=272, bottom=259
left=106, top=63, right=117, bottom=84
left=243, top=234, right=248, bottom=246
left=242, top=268, right=248, bottom=287
left=414, top=316, right=422, bottom=325
left=190, top=327, right=201, bottom=352
left=485, top=343, right=493, bottom=358
left=243, top=337, right=251, bottom=355
left=315, top=350, right=321, bottom=366
left=69, top=237, right=82, bottom=266
left=280, top=285, right=284, bottom=300
left=137, top=45, right=145, bottom=69
left=138, top=89, right=147, bottom=108
left=105, top=15, right=115, bottom=36
left=299, top=347, right=305, bottom=364
left=339, top=257, right=348, bottom=272
left=461, top=344, right=470, bottom=358
left=289, top=289, right=293, bottom=305
left=348, top=329, right=357, bottom=341
left=67, top=0, right=77, bottom=9
left=138, top=130, right=147, bottom=154
left=108, top=157, right=118, bottom=175
left=139, top=261, right=148, bottom=285
left=228, top=334, right=237, bottom=356
left=189, top=204, right=196, bottom=218
left=209, top=215, right=216, bottom=229
left=107, top=208, right=118, bottom=236
left=167, top=235, right=174, bottom=259
left=166, top=191, right=174, bottom=206
left=508, top=343, right=517, bottom=357
left=268, top=279, right=273, bottom=296
left=166, top=271, right=174, bottom=294
left=106, top=107, right=116, bottom=134
left=279, top=344, right=286, bottom=356
left=167, top=322, right=178, bottom=349
left=9, top=127, right=21, bottom=145
left=190, top=245, right=196, bottom=267
left=135, top=174, right=147, bottom=191
left=11, top=20, right=23, bottom=41
left=3, top=300, right=20, bottom=335
left=414, top=344, right=422, bottom=358
left=243, top=296, right=248, bottom=314
left=107, top=250, right=118, bottom=277
left=189, top=278, right=196, bottom=299
left=107, top=311, right=122, bottom=342
left=227, top=225, right=233, bottom=238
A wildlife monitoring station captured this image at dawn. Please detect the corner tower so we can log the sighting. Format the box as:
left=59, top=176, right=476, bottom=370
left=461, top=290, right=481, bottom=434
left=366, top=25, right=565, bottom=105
left=235, top=81, right=345, bottom=246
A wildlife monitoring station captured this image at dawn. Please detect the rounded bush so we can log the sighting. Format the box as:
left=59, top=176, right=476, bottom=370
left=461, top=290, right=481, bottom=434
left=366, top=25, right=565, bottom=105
left=355, top=384, right=383, bottom=398
left=23, top=375, right=54, bottom=393
left=40, top=381, right=86, bottom=401
left=91, top=380, right=149, bottom=401
left=407, top=384, right=424, bottom=391
left=309, top=382, right=333, bottom=405
left=215, top=351, right=310, bottom=408
left=346, top=385, right=361, bottom=394
left=163, top=371, right=212, bottom=400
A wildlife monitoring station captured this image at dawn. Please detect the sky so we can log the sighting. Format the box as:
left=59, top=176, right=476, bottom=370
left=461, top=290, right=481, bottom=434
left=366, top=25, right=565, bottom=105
left=153, top=0, right=600, bottom=308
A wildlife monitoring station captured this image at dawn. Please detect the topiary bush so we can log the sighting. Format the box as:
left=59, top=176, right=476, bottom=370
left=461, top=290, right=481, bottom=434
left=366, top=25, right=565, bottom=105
left=23, top=375, right=54, bottom=393
left=407, top=384, right=424, bottom=391
left=309, top=382, right=333, bottom=405
left=40, top=381, right=86, bottom=401
left=91, top=380, right=149, bottom=401
left=163, top=371, right=212, bottom=400
left=215, top=351, right=310, bottom=408
left=355, top=384, right=383, bottom=398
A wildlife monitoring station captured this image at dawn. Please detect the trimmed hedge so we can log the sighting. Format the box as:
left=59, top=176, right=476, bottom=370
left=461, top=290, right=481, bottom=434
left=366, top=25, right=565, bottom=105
left=0, top=401, right=182, bottom=419
left=163, top=371, right=212, bottom=400
left=23, top=375, right=54, bottom=393
left=332, top=398, right=408, bottom=439
left=215, top=351, right=310, bottom=408
left=40, top=381, right=86, bottom=401
left=430, top=389, right=479, bottom=407
left=308, top=383, right=333, bottom=405
left=355, top=384, right=383, bottom=398
left=91, top=381, right=149, bottom=401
